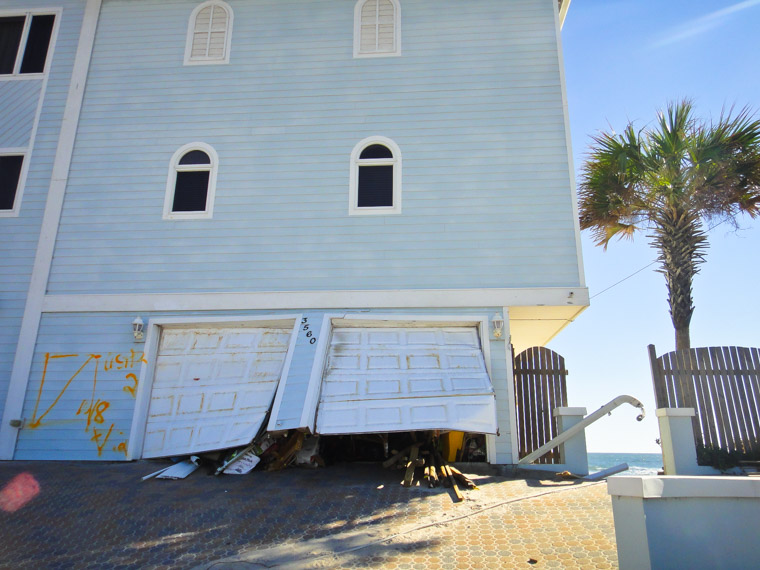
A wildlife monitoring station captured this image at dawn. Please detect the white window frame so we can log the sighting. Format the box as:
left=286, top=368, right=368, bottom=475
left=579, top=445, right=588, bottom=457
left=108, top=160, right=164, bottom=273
left=353, top=0, right=401, bottom=58
left=349, top=136, right=402, bottom=216
left=0, top=148, right=27, bottom=217
left=163, top=142, right=219, bottom=220
left=183, top=1, right=233, bottom=66
left=0, top=8, right=60, bottom=80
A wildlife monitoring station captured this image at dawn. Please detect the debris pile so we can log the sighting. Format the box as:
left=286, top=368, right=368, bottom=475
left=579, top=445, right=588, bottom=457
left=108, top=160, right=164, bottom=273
left=380, top=434, right=478, bottom=502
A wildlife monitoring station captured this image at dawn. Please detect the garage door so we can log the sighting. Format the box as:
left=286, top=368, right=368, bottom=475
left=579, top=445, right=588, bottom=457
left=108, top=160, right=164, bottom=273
left=142, top=326, right=293, bottom=458
left=316, top=326, right=497, bottom=435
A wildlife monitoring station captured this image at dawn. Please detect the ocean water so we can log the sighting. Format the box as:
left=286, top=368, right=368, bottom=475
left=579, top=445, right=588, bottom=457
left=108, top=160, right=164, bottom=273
left=588, top=452, right=663, bottom=476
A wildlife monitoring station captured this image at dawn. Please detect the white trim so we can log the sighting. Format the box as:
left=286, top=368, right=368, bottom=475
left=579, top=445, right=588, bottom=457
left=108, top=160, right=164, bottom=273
left=300, top=314, right=336, bottom=430
left=0, top=150, right=26, bottom=217
left=301, top=313, right=493, bottom=433
left=552, top=0, right=586, bottom=288
left=0, top=9, right=62, bottom=218
left=0, top=0, right=102, bottom=460
left=266, top=317, right=303, bottom=433
left=607, top=475, right=760, bottom=499
left=0, top=9, right=60, bottom=78
left=353, top=0, right=401, bottom=58
left=42, top=287, right=590, bottom=313
left=127, top=314, right=298, bottom=460
left=162, top=142, right=219, bottom=220
left=503, top=308, right=521, bottom=464
left=183, top=1, right=233, bottom=66
left=349, top=135, right=402, bottom=216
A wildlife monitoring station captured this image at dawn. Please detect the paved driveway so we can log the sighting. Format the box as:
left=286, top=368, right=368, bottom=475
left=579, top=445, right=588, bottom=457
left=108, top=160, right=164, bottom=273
left=0, top=461, right=618, bottom=569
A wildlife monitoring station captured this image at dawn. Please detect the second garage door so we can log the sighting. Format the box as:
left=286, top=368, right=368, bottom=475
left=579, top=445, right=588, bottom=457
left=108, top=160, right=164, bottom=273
left=316, top=326, right=498, bottom=435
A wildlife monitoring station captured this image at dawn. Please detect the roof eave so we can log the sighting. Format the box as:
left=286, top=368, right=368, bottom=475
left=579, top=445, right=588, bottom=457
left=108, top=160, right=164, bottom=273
left=559, top=0, right=571, bottom=29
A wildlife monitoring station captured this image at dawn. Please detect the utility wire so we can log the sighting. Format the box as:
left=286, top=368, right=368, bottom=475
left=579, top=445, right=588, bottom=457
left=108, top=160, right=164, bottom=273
left=589, top=218, right=730, bottom=300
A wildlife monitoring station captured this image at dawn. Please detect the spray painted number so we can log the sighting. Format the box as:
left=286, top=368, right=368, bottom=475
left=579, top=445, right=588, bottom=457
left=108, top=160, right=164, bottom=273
left=301, top=317, right=318, bottom=344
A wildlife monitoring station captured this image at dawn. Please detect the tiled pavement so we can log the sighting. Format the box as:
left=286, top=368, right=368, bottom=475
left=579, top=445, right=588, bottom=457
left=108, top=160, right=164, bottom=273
left=0, top=461, right=618, bottom=569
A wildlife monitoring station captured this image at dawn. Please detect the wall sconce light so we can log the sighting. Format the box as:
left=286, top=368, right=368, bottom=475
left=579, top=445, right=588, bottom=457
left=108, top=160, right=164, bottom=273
left=492, top=313, right=505, bottom=339
left=132, top=317, right=145, bottom=342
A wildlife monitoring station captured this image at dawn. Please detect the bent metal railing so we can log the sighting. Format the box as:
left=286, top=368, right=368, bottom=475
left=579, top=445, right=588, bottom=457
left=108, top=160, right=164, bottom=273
left=517, top=395, right=645, bottom=466
left=648, top=345, right=760, bottom=457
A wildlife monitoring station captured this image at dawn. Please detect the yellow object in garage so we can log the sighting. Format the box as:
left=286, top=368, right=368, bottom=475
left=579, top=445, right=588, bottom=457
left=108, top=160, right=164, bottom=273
left=444, top=431, right=465, bottom=462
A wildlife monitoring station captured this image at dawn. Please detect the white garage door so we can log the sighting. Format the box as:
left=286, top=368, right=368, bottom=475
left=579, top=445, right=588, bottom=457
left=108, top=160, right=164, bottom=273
left=142, top=326, right=292, bottom=458
left=316, top=326, right=497, bottom=435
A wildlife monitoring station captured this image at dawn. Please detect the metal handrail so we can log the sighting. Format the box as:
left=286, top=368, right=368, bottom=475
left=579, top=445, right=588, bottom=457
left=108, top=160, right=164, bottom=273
left=517, top=395, right=645, bottom=465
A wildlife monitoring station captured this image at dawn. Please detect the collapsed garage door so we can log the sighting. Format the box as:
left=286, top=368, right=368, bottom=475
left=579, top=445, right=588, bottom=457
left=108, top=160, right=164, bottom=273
left=316, top=326, right=497, bottom=435
left=142, top=326, right=293, bottom=458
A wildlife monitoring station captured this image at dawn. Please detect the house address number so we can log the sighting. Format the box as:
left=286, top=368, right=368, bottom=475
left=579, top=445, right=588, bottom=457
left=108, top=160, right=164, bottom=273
left=302, top=317, right=317, bottom=344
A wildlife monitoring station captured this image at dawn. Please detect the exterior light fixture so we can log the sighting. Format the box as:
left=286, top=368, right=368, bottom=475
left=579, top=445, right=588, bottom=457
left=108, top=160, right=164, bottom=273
left=492, top=313, right=505, bottom=339
left=132, top=316, right=145, bottom=342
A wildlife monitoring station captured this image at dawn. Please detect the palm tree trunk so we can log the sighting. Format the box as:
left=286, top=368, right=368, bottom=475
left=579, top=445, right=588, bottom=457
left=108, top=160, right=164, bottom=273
left=651, top=209, right=707, bottom=352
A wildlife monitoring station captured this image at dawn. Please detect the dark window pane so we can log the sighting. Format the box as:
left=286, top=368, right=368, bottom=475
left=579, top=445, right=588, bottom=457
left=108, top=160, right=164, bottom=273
left=173, top=171, right=210, bottom=212
left=360, top=144, right=393, bottom=160
left=0, top=155, right=24, bottom=210
left=358, top=165, right=393, bottom=207
left=20, top=15, right=55, bottom=74
left=179, top=150, right=211, bottom=165
left=0, top=16, right=25, bottom=75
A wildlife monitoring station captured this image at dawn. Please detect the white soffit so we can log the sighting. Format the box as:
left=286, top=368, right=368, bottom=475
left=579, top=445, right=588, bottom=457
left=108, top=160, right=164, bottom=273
left=142, top=327, right=292, bottom=458
left=315, top=326, right=497, bottom=435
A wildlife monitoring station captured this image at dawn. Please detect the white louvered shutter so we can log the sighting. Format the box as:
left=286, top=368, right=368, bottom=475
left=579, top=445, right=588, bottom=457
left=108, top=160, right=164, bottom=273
left=360, top=0, right=396, bottom=54
left=191, top=5, right=229, bottom=60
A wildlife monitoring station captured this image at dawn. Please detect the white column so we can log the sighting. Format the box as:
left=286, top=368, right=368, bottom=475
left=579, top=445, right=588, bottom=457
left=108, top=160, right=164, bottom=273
left=656, top=407, right=701, bottom=475
left=553, top=406, right=588, bottom=476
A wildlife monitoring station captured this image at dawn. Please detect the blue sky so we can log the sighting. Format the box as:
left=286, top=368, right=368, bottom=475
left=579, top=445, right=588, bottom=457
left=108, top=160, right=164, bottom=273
left=550, top=0, right=760, bottom=452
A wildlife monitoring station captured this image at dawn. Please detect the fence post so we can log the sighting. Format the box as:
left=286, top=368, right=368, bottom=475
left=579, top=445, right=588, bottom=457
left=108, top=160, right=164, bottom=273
left=553, top=407, right=589, bottom=476
left=648, top=344, right=668, bottom=408
left=657, top=408, right=701, bottom=475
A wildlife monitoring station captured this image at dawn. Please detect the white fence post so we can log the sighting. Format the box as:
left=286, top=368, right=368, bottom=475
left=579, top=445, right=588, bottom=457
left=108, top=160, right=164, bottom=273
left=657, top=408, right=701, bottom=475
left=553, top=407, right=589, bottom=476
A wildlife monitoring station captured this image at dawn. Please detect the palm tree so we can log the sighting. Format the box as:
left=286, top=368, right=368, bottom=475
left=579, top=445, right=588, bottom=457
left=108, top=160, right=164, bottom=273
left=579, top=100, right=760, bottom=350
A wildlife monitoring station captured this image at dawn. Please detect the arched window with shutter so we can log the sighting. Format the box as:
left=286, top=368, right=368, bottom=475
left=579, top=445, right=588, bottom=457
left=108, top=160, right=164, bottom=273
left=354, top=0, right=401, bottom=58
left=164, top=143, right=219, bottom=219
left=349, top=137, right=402, bottom=215
left=184, top=1, right=233, bottom=65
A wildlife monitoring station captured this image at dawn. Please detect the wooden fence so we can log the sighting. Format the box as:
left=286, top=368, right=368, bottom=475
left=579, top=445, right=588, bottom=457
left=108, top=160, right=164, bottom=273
left=513, top=347, right=568, bottom=463
left=649, top=345, right=760, bottom=457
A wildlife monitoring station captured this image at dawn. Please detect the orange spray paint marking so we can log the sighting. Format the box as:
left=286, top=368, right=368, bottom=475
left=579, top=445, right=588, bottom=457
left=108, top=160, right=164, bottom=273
left=91, top=424, right=115, bottom=456
left=123, top=373, right=138, bottom=398
left=77, top=399, right=110, bottom=429
left=113, top=441, right=129, bottom=457
left=29, top=353, right=98, bottom=429
left=0, top=473, right=40, bottom=513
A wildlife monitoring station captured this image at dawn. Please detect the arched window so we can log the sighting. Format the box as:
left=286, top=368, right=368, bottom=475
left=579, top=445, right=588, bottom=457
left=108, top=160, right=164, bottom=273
left=354, top=0, right=401, bottom=58
left=349, top=137, right=402, bottom=215
left=184, top=1, right=233, bottom=65
left=164, top=143, right=219, bottom=219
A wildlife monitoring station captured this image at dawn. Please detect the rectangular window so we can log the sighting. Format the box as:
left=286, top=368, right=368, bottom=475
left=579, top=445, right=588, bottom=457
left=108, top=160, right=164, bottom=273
left=0, top=14, right=55, bottom=76
left=0, top=155, right=24, bottom=211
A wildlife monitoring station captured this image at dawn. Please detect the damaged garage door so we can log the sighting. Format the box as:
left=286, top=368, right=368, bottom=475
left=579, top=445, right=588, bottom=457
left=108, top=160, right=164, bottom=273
left=316, top=326, right=497, bottom=435
left=142, top=326, right=293, bottom=458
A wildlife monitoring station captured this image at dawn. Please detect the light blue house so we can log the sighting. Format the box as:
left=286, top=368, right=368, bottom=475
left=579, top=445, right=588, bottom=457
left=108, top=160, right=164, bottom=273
left=0, top=0, right=585, bottom=463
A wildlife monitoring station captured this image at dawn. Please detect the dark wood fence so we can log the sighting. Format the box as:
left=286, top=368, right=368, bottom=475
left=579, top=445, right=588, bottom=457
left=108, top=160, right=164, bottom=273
left=649, top=345, right=760, bottom=456
left=513, top=347, right=568, bottom=463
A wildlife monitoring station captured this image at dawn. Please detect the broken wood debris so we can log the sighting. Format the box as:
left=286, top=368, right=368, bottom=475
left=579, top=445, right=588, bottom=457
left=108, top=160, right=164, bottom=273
left=382, top=433, right=477, bottom=502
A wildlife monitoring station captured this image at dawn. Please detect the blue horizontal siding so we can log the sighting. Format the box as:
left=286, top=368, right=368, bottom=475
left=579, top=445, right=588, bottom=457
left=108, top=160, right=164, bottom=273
left=0, top=0, right=87, bottom=413
left=47, top=0, right=581, bottom=296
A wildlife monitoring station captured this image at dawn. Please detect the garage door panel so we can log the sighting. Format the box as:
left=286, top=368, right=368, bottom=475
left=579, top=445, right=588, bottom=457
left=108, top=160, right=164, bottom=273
left=316, top=326, right=497, bottom=435
left=142, top=326, right=292, bottom=459
left=317, top=395, right=498, bottom=435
